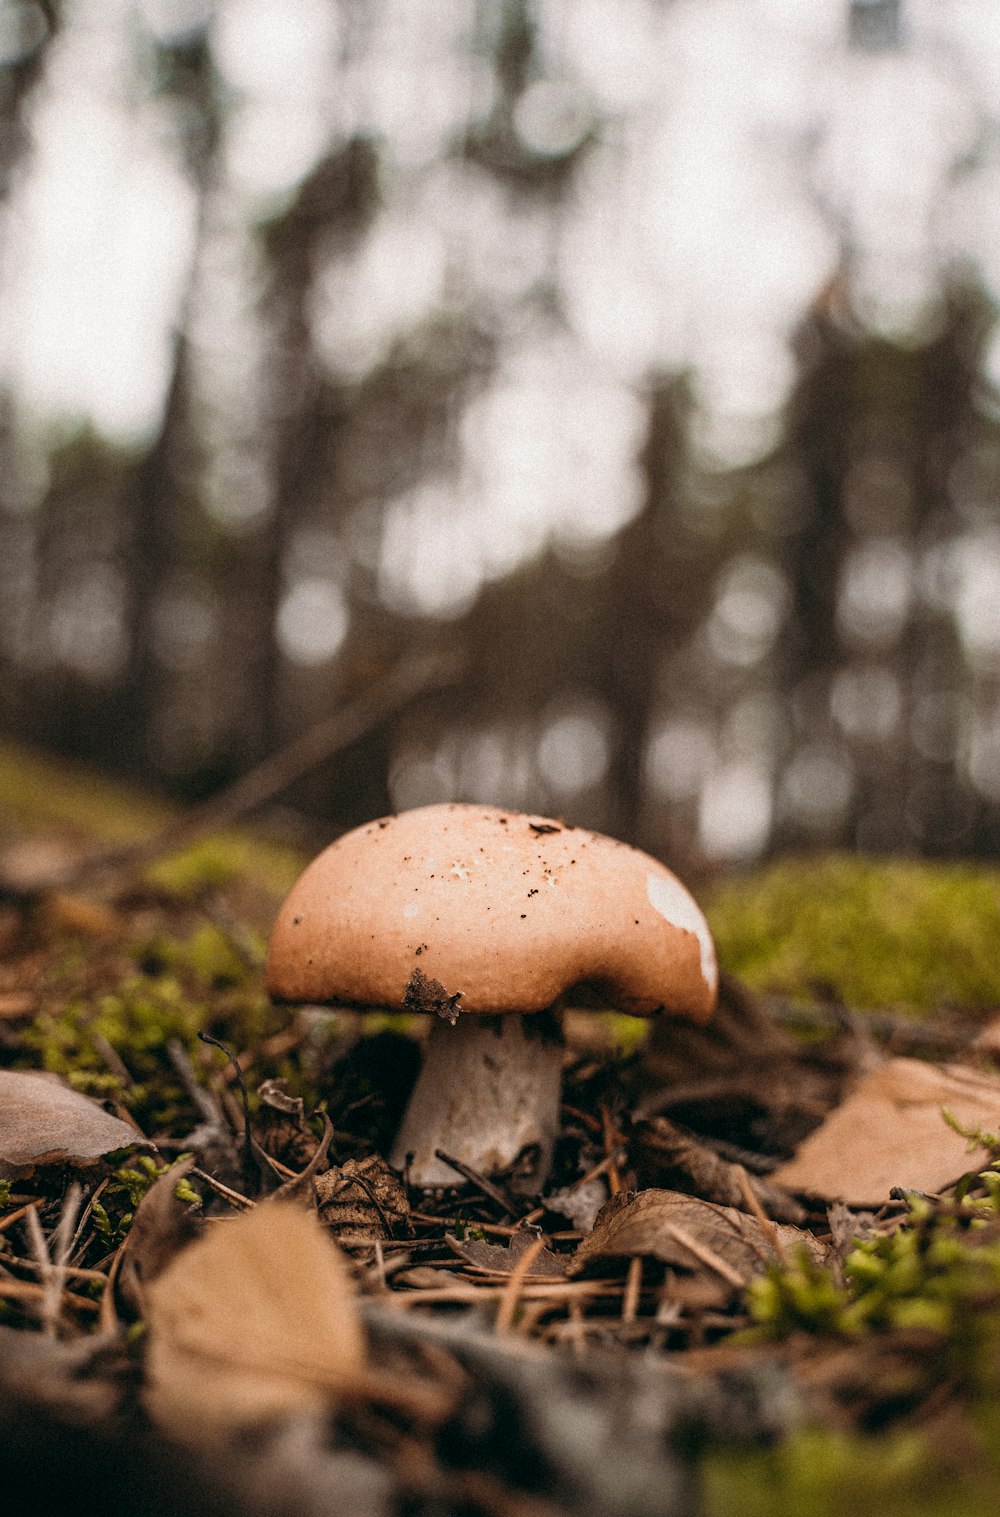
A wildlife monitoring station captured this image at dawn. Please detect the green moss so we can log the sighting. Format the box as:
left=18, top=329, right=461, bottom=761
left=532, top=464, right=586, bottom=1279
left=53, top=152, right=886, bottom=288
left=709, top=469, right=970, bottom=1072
left=705, top=855, right=1000, bottom=1012
left=0, top=740, right=168, bottom=842
left=136, top=922, right=261, bottom=987
left=0, top=738, right=305, bottom=903
left=23, top=925, right=282, bottom=1130
left=702, top=1428, right=999, bottom=1517
left=146, top=833, right=304, bottom=900
left=91, top=1154, right=196, bottom=1247
left=745, top=1185, right=1000, bottom=1407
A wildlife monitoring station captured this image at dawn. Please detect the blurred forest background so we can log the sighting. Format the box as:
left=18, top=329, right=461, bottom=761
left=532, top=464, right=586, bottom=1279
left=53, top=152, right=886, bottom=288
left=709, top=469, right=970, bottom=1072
left=1, top=0, right=1000, bottom=874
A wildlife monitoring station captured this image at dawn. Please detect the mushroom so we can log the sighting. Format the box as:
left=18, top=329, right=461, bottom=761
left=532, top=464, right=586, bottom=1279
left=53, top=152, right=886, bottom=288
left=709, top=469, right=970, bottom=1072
left=265, top=804, right=717, bottom=1189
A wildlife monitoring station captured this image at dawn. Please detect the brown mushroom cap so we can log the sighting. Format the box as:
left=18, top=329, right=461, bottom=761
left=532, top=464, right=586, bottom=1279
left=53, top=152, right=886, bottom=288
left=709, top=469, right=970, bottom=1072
left=266, top=803, right=717, bottom=1020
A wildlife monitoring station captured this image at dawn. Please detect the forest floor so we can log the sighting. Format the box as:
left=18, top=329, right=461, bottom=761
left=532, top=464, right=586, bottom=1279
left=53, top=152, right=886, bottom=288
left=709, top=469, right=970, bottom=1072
left=3, top=741, right=1000, bottom=1517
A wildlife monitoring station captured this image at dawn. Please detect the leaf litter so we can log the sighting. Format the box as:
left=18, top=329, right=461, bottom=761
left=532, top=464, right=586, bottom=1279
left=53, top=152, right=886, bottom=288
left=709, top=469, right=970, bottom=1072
left=143, top=1202, right=367, bottom=1441
left=771, top=1056, right=1000, bottom=1204
left=7, top=841, right=1000, bottom=1511
left=0, top=1069, right=152, bottom=1178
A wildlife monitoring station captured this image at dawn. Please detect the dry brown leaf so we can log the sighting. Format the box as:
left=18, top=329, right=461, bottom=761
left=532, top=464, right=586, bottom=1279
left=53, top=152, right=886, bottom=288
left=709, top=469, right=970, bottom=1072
left=630, top=1115, right=806, bottom=1224
left=771, top=1057, right=1000, bottom=1205
left=0, top=1069, right=151, bottom=1179
left=567, top=1189, right=826, bottom=1287
left=446, top=1227, right=567, bottom=1278
left=144, top=1200, right=366, bottom=1442
left=314, top=1153, right=411, bottom=1242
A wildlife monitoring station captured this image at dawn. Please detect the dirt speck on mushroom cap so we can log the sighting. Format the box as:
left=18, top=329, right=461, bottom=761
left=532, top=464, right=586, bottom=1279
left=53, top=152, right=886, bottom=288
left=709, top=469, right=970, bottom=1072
left=266, top=803, right=717, bottom=1019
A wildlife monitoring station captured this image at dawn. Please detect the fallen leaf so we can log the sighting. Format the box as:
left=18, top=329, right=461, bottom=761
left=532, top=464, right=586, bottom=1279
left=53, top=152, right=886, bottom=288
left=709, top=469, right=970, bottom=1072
left=771, top=1057, right=1000, bottom=1205
left=254, top=1077, right=319, bottom=1172
left=144, top=1200, right=366, bottom=1442
left=567, top=1189, right=826, bottom=1287
left=314, top=1153, right=411, bottom=1242
left=0, top=1070, right=151, bottom=1179
left=447, top=1226, right=567, bottom=1278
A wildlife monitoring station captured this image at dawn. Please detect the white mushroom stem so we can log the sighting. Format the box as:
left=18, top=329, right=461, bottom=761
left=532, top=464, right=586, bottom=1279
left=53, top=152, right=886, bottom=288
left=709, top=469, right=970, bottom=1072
left=389, top=1012, right=564, bottom=1190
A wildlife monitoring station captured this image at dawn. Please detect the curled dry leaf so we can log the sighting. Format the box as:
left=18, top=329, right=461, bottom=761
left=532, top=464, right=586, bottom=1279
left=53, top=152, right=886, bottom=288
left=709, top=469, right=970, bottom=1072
left=254, top=1077, right=319, bottom=1172
left=567, top=1189, right=827, bottom=1288
left=144, top=1200, right=366, bottom=1442
left=772, top=1057, right=1000, bottom=1206
left=0, top=1069, right=151, bottom=1180
left=314, top=1153, right=411, bottom=1243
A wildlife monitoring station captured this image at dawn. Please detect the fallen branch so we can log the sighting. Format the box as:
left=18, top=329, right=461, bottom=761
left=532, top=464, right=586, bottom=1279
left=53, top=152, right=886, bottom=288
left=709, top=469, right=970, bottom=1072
left=3, top=650, right=464, bottom=895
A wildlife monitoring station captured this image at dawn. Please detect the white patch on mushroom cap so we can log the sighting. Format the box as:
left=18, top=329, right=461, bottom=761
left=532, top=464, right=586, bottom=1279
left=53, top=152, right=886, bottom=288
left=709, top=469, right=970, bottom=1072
left=646, top=872, right=718, bottom=996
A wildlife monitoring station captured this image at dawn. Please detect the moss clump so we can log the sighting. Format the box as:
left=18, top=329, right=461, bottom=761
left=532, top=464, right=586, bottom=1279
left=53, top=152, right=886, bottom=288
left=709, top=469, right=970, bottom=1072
left=702, top=1427, right=1000, bottom=1517
left=146, top=834, right=304, bottom=900
left=91, top=1154, right=197, bottom=1248
left=135, top=923, right=261, bottom=988
left=0, top=738, right=305, bottom=903
left=707, top=1184, right=1000, bottom=1516
left=23, top=923, right=282, bottom=1131
left=705, top=855, right=1000, bottom=1012
left=749, top=1204, right=1000, bottom=1352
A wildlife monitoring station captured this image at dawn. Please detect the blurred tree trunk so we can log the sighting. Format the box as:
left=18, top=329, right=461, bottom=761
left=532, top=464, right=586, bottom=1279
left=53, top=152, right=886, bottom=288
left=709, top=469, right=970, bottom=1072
left=112, top=31, right=220, bottom=784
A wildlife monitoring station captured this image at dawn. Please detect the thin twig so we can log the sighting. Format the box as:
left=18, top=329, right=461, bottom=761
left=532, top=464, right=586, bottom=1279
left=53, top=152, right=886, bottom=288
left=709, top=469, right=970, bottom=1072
left=99, top=1239, right=128, bottom=1334
left=91, top=1034, right=133, bottom=1087
left=496, top=1238, right=555, bottom=1332
left=168, top=1039, right=224, bottom=1127
left=25, top=1185, right=83, bottom=1336
left=195, top=885, right=264, bottom=971
left=432, top=1150, right=516, bottom=1215
left=11, top=1258, right=109, bottom=1286
left=599, top=1104, right=624, bottom=1195
left=389, top=1278, right=620, bottom=1309
left=659, top=1221, right=746, bottom=1289
left=734, top=1164, right=786, bottom=1259
left=566, top=1149, right=625, bottom=1192
left=69, top=1177, right=110, bottom=1266
left=188, top=1167, right=254, bottom=1210
left=198, top=1030, right=256, bottom=1185
left=621, top=1255, right=643, bottom=1322
left=0, top=1200, right=42, bottom=1234
left=0, top=1279, right=99, bottom=1317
